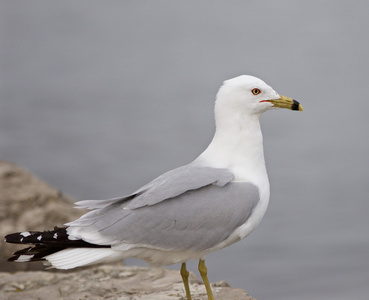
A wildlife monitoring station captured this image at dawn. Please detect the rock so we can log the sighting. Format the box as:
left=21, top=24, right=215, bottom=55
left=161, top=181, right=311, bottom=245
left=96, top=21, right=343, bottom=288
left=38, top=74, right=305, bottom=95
left=0, top=265, right=256, bottom=300
left=0, top=161, right=83, bottom=272
left=0, top=161, right=256, bottom=299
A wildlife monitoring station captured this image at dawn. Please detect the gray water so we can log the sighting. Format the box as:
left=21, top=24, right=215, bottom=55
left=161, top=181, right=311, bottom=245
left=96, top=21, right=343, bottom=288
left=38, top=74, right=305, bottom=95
left=1, top=1, right=369, bottom=299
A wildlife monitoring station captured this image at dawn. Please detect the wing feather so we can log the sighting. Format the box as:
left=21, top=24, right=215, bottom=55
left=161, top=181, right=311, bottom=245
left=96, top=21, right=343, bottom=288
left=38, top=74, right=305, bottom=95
left=67, top=173, right=260, bottom=252
left=73, top=163, right=234, bottom=211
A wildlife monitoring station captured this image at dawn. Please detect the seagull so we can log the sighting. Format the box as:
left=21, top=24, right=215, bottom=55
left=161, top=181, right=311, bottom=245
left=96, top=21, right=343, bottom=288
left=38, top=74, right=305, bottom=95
left=5, top=75, right=302, bottom=300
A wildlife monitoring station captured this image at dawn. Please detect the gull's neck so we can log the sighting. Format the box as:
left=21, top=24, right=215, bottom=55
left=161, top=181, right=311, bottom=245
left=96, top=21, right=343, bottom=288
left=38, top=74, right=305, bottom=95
left=195, top=113, right=268, bottom=185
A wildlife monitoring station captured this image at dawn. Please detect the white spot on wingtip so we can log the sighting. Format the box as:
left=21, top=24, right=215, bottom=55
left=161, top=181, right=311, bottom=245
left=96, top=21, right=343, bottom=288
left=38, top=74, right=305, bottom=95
left=16, top=255, right=34, bottom=262
left=20, top=232, right=31, bottom=237
left=37, top=235, right=42, bottom=241
left=20, top=238, right=24, bottom=242
left=53, top=233, right=58, bottom=239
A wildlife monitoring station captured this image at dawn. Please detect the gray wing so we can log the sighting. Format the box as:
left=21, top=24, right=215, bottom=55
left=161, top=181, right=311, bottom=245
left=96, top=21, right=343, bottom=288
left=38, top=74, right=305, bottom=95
left=75, top=163, right=234, bottom=210
left=67, top=164, right=260, bottom=252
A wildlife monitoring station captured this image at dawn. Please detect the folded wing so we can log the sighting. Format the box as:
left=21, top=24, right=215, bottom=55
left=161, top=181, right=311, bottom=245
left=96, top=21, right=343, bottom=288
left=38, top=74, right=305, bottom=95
left=67, top=164, right=260, bottom=252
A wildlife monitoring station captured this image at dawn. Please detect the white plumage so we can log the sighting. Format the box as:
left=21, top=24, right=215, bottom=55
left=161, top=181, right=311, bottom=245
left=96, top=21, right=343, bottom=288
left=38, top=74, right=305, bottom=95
left=5, top=75, right=302, bottom=300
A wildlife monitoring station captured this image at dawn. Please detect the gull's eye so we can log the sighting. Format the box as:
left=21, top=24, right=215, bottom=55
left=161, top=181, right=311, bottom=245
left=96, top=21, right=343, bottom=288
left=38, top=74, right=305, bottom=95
left=251, top=88, right=261, bottom=95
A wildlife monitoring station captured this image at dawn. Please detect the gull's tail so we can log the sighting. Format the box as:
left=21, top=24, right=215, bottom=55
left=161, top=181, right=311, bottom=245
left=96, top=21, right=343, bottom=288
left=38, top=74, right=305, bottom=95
left=5, top=227, right=122, bottom=269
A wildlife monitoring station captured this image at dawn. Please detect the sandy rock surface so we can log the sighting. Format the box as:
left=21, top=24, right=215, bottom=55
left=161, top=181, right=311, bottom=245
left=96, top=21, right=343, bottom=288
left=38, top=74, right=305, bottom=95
left=0, top=265, right=255, bottom=300
left=0, top=161, right=256, bottom=299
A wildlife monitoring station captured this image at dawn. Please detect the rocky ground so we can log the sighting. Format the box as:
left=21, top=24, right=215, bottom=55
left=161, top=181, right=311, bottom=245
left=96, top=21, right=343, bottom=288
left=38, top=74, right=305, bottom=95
left=0, top=161, right=255, bottom=299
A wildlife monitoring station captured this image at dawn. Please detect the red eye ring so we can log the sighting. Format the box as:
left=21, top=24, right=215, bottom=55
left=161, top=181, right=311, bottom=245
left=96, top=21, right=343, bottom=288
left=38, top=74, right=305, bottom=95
left=251, top=88, right=261, bottom=95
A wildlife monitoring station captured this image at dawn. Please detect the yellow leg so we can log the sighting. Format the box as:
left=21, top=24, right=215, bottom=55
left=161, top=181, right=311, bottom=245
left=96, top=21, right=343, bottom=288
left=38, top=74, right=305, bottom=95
left=198, top=259, right=215, bottom=300
left=180, top=262, right=192, bottom=300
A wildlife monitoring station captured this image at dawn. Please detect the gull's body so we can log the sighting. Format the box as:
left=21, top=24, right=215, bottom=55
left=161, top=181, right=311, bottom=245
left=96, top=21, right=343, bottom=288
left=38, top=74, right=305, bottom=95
left=5, top=75, right=302, bottom=300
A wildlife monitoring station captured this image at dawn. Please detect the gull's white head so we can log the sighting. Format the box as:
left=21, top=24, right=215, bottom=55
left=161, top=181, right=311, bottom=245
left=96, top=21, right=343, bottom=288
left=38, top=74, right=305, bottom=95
left=197, top=75, right=302, bottom=179
left=215, top=75, right=302, bottom=120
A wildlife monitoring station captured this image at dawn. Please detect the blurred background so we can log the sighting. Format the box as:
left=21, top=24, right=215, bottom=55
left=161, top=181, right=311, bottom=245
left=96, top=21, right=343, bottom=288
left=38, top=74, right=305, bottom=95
left=1, top=1, right=368, bottom=299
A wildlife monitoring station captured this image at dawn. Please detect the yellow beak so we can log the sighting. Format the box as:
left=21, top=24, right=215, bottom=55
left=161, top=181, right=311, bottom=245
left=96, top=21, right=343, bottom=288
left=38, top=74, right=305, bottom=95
left=268, top=95, right=303, bottom=111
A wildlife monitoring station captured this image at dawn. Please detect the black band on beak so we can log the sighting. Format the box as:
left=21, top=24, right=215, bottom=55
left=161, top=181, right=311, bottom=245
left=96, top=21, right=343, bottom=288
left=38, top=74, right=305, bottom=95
left=291, top=100, right=300, bottom=111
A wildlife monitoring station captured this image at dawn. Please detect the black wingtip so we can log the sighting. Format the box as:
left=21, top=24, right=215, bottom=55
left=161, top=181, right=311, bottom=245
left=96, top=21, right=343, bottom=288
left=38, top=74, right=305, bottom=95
left=4, top=232, right=25, bottom=244
left=7, top=246, right=49, bottom=262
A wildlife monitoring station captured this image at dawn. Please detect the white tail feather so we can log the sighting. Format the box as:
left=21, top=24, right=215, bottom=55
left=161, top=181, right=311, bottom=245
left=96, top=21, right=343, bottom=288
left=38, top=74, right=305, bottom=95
left=45, top=248, right=124, bottom=269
